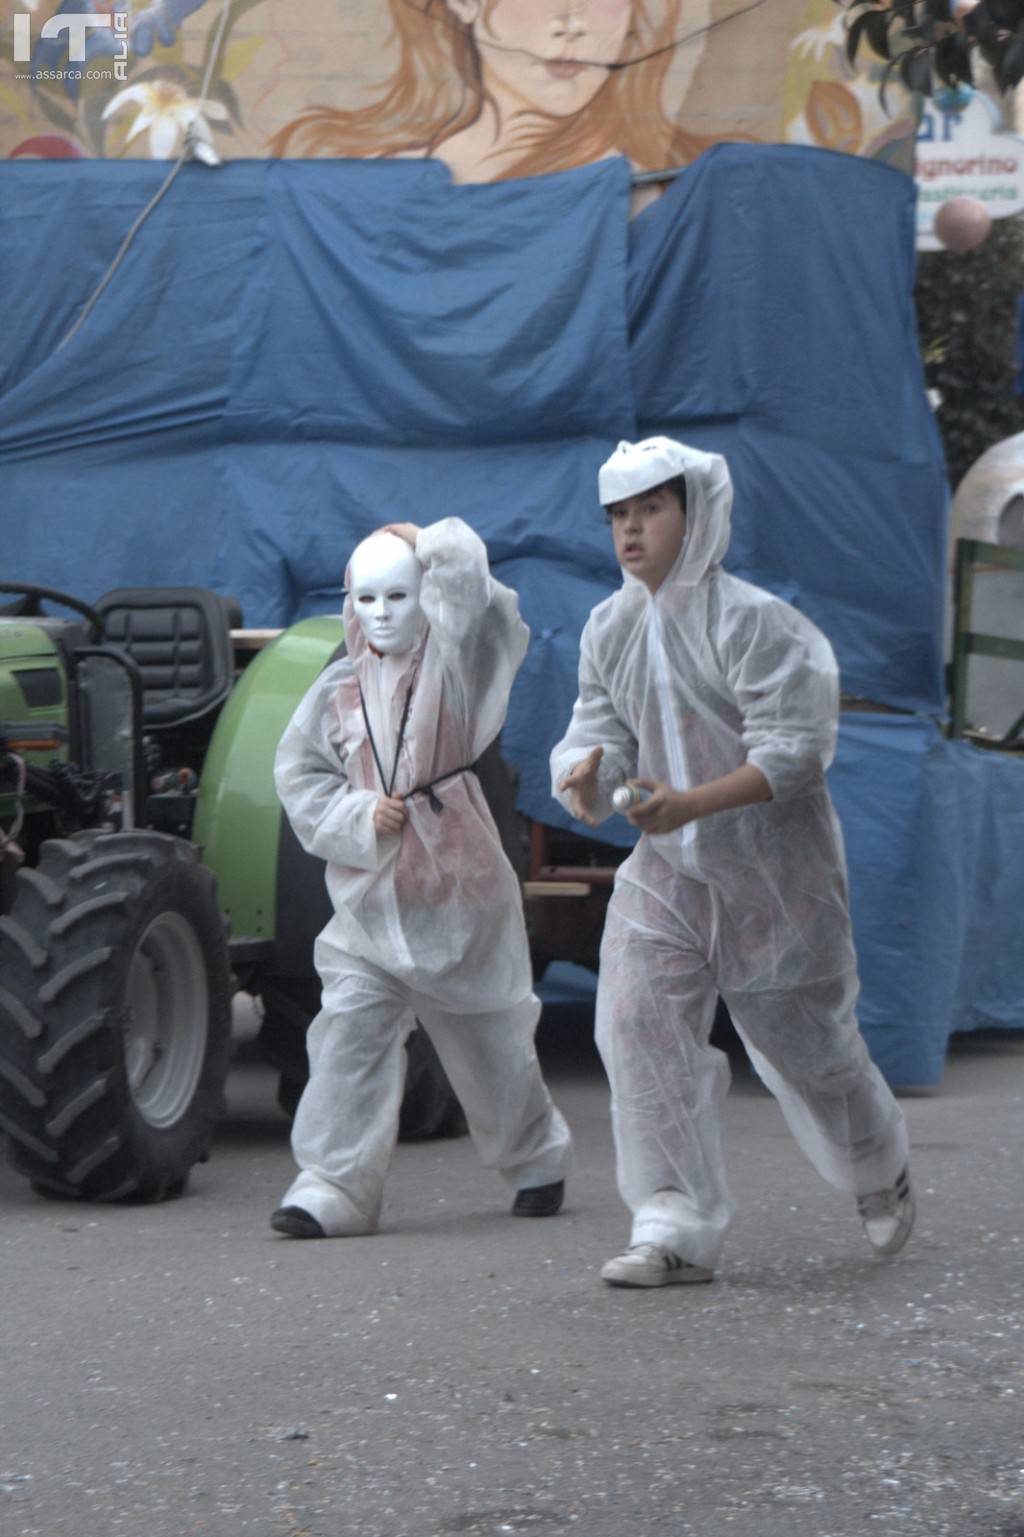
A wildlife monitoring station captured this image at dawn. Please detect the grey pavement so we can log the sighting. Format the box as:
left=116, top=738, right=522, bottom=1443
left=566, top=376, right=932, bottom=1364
left=1, top=1006, right=1022, bottom=1537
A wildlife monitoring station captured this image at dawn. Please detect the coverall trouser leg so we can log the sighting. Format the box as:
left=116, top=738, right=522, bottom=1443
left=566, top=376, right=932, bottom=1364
left=283, top=969, right=413, bottom=1235
left=723, top=972, right=908, bottom=1199
left=595, top=883, right=734, bottom=1271
left=281, top=961, right=571, bottom=1237
left=416, top=994, right=572, bottom=1192
left=595, top=871, right=908, bottom=1270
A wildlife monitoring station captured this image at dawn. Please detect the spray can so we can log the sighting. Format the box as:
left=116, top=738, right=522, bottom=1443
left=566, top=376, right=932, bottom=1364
left=612, top=783, right=651, bottom=814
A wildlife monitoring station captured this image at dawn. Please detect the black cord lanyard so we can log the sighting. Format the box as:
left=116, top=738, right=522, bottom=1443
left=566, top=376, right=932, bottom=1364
left=358, top=672, right=475, bottom=814
left=406, top=762, right=475, bottom=814
left=358, top=679, right=415, bottom=798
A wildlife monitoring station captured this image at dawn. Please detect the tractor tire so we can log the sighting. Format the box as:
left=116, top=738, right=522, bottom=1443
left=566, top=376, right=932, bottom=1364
left=257, top=976, right=466, bottom=1140
left=254, top=975, right=318, bottom=1120
left=0, top=831, right=232, bottom=1202
left=397, top=1029, right=468, bottom=1142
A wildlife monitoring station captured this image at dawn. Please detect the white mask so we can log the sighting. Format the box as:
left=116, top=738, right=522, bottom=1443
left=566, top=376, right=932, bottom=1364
left=348, top=534, right=424, bottom=655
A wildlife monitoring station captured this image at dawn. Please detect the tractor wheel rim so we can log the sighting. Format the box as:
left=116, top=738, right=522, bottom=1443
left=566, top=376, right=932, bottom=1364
left=125, top=912, right=209, bottom=1129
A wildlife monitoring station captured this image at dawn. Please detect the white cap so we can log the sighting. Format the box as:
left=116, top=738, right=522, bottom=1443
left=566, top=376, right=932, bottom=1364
left=598, top=436, right=689, bottom=506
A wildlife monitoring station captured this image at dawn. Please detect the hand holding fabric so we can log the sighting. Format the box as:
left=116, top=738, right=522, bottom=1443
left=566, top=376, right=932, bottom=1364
left=373, top=795, right=407, bottom=836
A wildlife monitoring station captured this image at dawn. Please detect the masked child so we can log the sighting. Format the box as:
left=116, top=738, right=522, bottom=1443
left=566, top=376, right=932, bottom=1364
left=272, top=519, right=571, bottom=1238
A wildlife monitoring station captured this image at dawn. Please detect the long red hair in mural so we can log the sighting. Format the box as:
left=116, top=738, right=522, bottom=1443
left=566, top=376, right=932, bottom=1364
left=270, top=0, right=734, bottom=176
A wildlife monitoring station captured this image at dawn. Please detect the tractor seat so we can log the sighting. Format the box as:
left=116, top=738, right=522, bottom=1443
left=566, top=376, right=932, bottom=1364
left=95, top=586, right=241, bottom=730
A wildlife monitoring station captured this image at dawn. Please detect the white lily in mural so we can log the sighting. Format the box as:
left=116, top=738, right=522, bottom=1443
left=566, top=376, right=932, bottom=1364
left=102, top=79, right=228, bottom=158
left=791, top=12, right=848, bottom=62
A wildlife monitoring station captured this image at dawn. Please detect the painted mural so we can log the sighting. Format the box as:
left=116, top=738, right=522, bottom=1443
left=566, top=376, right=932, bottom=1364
left=1, top=0, right=916, bottom=175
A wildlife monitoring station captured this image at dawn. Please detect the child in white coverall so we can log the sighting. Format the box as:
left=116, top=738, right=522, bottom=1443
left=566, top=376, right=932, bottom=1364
left=271, top=518, right=571, bottom=1239
left=552, top=438, right=914, bottom=1287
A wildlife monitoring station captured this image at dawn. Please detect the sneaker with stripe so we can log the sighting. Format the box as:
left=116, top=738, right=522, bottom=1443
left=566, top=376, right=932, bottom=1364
left=857, top=1167, right=915, bottom=1257
left=600, top=1242, right=714, bottom=1288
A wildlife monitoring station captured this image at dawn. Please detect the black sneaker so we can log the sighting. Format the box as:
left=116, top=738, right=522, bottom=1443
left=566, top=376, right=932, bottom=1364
left=271, top=1206, right=326, bottom=1239
left=511, top=1180, right=565, bottom=1218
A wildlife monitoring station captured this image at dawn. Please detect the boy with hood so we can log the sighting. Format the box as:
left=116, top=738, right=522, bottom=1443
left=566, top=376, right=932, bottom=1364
left=551, top=438, right=913, bottom=1287
left=271, top=519, right=571, bottom=1239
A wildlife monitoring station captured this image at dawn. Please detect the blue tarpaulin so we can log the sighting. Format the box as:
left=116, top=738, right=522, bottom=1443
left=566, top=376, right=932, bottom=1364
left=831, top=715, right=1024, bottom=1085
left=1, top=144, right=1021, bottom=1083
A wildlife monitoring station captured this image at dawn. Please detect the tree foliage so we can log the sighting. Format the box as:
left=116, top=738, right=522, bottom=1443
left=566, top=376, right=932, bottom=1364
left=833, top=3, right=1024, bottom=485
left=837, top=0, right=1024, bottom=98
left=915, top=212, right=1024, bottom=491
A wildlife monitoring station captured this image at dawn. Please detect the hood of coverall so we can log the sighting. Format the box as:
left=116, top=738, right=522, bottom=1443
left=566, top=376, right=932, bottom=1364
left=600, top=438, right=733, bottom=594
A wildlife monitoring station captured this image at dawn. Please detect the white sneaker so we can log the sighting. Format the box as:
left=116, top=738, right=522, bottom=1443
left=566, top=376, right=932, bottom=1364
left=601, top=1243, right=714, bottom=1288
left=858, top=1167, right=915, bottom=1256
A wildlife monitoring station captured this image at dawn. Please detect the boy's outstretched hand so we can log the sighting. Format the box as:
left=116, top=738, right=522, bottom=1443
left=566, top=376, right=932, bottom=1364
left=558, top=746, right=604, bottom=827
left=625, top=780, right=694, bottom=835
left=374, top=795, right=407, bottom=836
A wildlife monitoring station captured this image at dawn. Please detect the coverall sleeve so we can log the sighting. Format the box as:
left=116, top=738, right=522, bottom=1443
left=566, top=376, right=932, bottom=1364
left=550, top=619, right=639, bottom=825
left=416, top=518, right=529, bottom=758
left=721, top=600, right=839, bottom=801
left=273, top=668, right=380, bottom=870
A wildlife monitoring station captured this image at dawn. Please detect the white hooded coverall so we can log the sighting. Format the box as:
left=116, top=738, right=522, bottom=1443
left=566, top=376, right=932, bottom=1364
left=551, top=446, right=908, bottom=1269
left=275, top=518, right=571, bottom=1235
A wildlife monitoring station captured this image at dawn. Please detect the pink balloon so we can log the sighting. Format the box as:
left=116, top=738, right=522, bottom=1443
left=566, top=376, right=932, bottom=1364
left=933, top=196, right=992, bottom=252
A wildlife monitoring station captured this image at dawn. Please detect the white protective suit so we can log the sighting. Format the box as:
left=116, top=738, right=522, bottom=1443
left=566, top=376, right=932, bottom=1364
left=276, top=519, right=571, bottom=1235
left=551, top=443, right=908, bottom=1269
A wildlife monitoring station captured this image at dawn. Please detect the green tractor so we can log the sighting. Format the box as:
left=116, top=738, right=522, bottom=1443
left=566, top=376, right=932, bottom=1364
left=0, top=582, right=467, bottom=1204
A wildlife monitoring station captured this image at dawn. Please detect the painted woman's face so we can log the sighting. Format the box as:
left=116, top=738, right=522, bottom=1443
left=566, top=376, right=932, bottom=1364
left=449, top=0, right=633, bottom=118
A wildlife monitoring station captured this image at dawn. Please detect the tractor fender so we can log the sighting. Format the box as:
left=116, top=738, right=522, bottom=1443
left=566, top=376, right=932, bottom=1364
left=192, top=617, right=342, bottom=968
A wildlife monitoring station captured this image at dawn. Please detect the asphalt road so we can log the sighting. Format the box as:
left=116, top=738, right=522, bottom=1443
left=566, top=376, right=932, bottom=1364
left=1, top=1006, right=1022, bottom=1537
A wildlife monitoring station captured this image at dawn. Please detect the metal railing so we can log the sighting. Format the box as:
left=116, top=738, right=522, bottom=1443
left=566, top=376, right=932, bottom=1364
left=949, top=537, right=1024, bottom=746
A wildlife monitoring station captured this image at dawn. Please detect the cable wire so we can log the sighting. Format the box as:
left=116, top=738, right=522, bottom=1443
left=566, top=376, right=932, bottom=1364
left=56, top=0, right=233, bottom=354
